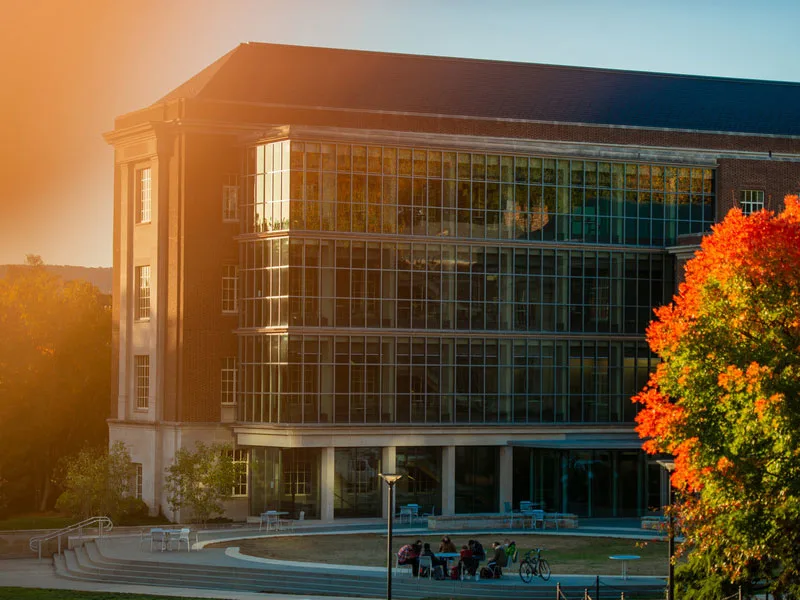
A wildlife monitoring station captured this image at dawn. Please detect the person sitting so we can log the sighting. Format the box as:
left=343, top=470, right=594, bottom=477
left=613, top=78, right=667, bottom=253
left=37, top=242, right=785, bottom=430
left=438, top=535, right=457, bottom=554
left=420, top=542, right=447, bottom=578
left=463, top=539, right=484, bottom=577
left=457, top=544, right=473, bottom=579
left=504, top=539, right=517, bottom=564
left=397, top=540, right=422, bottom=576
left=469, top=538, right=486, bottom=562
left=486, top=541, right=508, bottom=578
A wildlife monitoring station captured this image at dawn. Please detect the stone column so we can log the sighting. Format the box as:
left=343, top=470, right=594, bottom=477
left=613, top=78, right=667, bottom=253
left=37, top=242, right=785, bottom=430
left=381, top=446, right=397, bottom=519
left=499, top=445, right=513, bottom=512
left=321, top=447, right=335, bottom=522
left=442, top=445, right=456, bottom=515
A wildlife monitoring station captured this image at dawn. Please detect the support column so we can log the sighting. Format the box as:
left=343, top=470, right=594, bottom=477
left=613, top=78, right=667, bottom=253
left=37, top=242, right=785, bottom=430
left=499, top=445, right=513, bottom=512
left=442, top=445, right=456, bottom=515
left=381, top=446, right=397, bottom=519
left=321, top=447, right=335, bottom=522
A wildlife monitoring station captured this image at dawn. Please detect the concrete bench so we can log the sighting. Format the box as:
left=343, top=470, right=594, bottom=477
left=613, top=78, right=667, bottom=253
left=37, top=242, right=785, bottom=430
left=640, top=515, right=667, bottom=530
left=427, top=512, right=578, bottom=530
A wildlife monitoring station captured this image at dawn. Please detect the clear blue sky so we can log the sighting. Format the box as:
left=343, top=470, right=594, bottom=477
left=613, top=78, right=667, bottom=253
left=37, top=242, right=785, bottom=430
left=1, top=0, right=798, bottom=267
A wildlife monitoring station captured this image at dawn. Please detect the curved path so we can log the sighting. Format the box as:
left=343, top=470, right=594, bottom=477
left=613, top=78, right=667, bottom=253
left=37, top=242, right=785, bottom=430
left=1, top=518, right=669, bottom=599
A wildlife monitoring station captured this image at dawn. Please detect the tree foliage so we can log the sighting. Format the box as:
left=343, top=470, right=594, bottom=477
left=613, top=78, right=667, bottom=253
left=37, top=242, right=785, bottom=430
left=54, top=442, right=145, bottom=522
left=0, top=256, right=111, bottom=514
left=635, top=196, right=800, bottom=597
left=164, top=442, right=236, bottom=525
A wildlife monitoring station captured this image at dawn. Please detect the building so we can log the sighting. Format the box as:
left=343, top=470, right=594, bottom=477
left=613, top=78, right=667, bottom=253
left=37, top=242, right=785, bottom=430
left=104, top=43, right=800, bottom=522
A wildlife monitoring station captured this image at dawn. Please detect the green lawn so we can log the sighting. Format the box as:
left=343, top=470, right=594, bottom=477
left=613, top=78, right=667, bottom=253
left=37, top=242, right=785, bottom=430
left=0, top=516, right=74, bottom=531
left=0, top=590, right=221, bottom=600
left=223, top=532, right=671, bottom=576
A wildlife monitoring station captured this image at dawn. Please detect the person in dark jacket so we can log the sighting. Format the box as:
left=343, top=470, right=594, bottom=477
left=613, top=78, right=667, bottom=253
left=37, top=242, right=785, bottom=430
left=420, top=542, right=447, bottom=578
left=486, top=541, right=508, bottom=577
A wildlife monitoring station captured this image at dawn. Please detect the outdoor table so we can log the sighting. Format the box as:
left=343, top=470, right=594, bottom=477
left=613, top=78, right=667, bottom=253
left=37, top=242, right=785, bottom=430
left=262, top=511, right=290, bottom=531
left=436, top=551, right=460, bottom=571
left=398, top=505, right=416, bottom=524
left=609, top=554, right=640, bottom=580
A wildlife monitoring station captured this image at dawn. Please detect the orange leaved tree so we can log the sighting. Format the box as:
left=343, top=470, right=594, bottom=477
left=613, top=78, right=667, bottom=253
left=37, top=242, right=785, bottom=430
left=635, top=196, right=800, bottom=598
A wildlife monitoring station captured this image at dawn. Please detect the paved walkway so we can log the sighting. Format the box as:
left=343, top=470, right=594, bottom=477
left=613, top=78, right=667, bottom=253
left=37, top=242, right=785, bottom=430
left=0, top=518, right=668, bottom=598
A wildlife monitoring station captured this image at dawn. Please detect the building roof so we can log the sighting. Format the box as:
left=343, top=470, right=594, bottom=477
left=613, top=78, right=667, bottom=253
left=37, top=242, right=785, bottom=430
left=157, top=42, right=800, bottom=137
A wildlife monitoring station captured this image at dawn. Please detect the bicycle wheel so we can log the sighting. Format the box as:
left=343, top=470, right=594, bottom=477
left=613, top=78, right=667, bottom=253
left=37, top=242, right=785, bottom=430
left=519, top=560, right=535, bottom=583
left=538, top=558, right=551, bottom=581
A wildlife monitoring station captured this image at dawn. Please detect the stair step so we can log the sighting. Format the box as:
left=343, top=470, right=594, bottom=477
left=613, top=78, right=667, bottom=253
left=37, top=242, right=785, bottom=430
left=57, top=541, right=665, bottom=600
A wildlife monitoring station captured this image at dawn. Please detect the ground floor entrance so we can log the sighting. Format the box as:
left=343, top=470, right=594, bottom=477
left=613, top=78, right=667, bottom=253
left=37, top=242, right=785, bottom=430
left=246, top=438, right=659, bottom=520
left=512, top=447, right=661, bottom=517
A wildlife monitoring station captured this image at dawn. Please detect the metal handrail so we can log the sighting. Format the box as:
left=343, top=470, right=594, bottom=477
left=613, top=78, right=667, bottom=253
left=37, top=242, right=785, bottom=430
left=29, top=516, right=113, bottom=559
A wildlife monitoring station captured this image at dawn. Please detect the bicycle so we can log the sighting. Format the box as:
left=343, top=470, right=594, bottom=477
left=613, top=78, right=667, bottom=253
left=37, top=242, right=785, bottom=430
left=519, top=547, right=551, bottom=582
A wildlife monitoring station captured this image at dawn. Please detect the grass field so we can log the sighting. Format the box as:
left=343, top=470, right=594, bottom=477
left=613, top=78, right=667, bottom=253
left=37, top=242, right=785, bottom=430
left=220, top=533, right=670, bottom=577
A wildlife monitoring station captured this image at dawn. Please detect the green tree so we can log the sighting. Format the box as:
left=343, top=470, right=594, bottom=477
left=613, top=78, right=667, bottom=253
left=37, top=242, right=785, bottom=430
left=164, top=442, right=236, bottom=525
left=634, top=197, right=800, bottom=597
left=54, top=442, right=144, bottom=522
left=0, top=256, right=111, bottom=513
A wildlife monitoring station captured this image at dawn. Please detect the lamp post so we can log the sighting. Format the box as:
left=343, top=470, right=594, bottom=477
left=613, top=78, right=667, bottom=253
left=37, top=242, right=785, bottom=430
left=657, top=459, right=676, bottom=600
left=379, top=473, right=403, bottom=600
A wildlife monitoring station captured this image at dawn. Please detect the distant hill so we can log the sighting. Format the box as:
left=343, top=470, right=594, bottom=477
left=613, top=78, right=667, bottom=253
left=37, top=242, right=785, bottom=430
left=0, top=265, right=113, bottom=294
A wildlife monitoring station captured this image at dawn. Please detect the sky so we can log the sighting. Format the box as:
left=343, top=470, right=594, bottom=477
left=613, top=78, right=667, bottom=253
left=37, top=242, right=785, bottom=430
left=1, top=0, right=799, bottom=267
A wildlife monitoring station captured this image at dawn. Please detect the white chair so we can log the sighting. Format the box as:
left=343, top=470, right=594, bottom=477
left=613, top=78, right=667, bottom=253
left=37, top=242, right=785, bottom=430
left=397, top=506, right=413, bottom=524
left=545, top=512, right=560, bottom=530
left=531, top=509, right=545, bottom=529
left=418, top=555, right=433, bottom=580
left=394, top=554, right=414, bottom=576
left=407, top=504, right=420, bottom=523
left=174, top=528, right=192, bottom=551
left=259, top=511, right=278, bottom=532
left=138, top=529, right=152, bottom=550
left=149, top=528, right=166, bottom=552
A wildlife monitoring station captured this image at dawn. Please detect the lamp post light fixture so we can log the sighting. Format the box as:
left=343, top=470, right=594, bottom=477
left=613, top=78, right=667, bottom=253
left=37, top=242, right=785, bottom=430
left=379, top=473, right=403, bottom=600
left=657, top=459, right=676, bottom=600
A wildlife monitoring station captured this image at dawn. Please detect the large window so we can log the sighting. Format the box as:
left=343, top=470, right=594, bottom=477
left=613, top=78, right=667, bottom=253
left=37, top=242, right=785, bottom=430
left=334, top=448, right=382, bottom=518
left=740, top=189, right=764, bottom=215
left=222, top=265, right=238, bottom=313
left=283, top=459, right=312, bottom=496
left=238, top=334, right=653, bottom=425
left=136, top=167, right=151, bottom=224
left=231, top=449, right=249, bottom=497
left=221, top=357, right=237, bottom=405
left=223, top=184, right=239, bottom=222
left=135, top=265, right=151, bottom=320
left=249, top=447, right=321, bottom=519
left=245, top=142, right=716, bottom=247
left=134, top=355, right=150, bottom=410
left=396, top=447, right=442, bottom=512
left=455, top=446, right=498, bottom=514
left=133, top=463, right=143, bottom=499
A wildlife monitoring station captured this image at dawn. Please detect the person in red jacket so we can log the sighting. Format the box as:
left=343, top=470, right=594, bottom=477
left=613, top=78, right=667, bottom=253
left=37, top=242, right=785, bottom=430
left=397, top=540, right=422, bottom=576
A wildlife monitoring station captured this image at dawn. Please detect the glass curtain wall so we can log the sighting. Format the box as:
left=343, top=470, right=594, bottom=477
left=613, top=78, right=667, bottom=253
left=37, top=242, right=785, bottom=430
left=396, top=447, right=443, bottom=513
left=511, top=447, right=650, bottom=517
left=239, top=335, right=653, bottom=425
left=246, top=142, right=716, bottom=246
left=274, top=239, right=674, bottom=335
left=454, top=447, right=499, bottom=514
left=249, top=447, right=321, bottom=518
left=333, top=448, right=382, bottom=517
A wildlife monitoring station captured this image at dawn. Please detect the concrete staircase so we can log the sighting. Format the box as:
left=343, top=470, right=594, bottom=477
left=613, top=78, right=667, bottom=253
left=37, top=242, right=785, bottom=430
left=54, top=540, right=664, bottom=599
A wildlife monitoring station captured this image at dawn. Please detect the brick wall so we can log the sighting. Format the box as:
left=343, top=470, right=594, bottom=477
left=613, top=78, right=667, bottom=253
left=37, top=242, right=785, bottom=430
left=716, top=158, right=800, bottom=218
left=179, top=132, right=240, bottom=422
